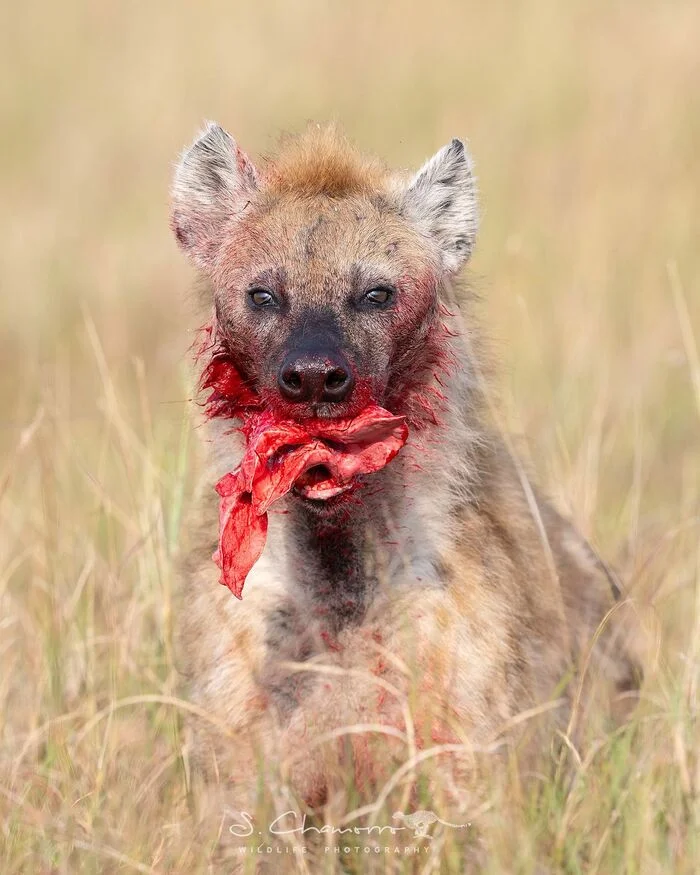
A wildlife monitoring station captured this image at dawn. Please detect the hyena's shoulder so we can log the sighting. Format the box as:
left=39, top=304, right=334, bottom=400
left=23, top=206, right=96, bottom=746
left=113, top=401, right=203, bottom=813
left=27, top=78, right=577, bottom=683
left=439, top=441, right=642, bottom=724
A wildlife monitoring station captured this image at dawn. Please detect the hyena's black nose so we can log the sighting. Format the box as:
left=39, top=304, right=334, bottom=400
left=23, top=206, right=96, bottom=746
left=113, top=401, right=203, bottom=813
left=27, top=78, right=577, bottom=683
left=278, top=350, right=355, bottom=404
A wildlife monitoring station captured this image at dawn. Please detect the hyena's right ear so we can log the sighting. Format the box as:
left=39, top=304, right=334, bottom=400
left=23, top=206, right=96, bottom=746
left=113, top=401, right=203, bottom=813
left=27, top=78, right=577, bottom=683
left=170, top=122, right=259, bottom=270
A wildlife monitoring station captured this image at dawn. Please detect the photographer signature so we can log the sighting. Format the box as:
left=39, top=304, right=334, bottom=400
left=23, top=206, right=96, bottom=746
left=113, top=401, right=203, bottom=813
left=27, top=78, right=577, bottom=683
left=227, top=809, right=471, bottom=840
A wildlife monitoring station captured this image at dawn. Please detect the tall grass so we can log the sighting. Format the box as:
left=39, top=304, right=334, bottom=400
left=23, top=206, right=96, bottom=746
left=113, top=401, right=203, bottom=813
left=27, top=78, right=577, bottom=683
left=1, top=0, right=698, bottom=871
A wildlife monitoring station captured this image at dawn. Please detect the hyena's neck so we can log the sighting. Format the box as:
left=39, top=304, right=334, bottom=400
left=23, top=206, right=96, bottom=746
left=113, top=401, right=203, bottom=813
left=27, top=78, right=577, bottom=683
left=284, top=500, right=377, bottom=634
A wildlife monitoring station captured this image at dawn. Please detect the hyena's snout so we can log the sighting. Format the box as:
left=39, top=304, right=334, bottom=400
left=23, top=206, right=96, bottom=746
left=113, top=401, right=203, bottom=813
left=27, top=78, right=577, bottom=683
left=277, top=334, right=355, bottom=405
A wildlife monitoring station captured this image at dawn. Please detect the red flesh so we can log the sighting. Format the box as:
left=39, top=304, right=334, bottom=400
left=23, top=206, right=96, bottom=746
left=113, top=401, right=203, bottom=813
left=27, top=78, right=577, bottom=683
left=213, top=406, right=408, bottom=599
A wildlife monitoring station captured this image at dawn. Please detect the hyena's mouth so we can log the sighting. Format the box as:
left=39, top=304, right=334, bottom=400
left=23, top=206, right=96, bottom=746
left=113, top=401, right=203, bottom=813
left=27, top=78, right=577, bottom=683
left=292, top=464, right=356, bottom=501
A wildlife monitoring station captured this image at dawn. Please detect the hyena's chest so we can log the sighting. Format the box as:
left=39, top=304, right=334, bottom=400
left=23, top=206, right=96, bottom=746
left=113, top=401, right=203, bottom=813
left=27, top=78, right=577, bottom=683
left=256, top=613, right=430, bottom=802
left=258, top=600, right=394, bottom=720
left=256, top=582, right=509, bottom=744
left=249, top=589, right=515, bottom=808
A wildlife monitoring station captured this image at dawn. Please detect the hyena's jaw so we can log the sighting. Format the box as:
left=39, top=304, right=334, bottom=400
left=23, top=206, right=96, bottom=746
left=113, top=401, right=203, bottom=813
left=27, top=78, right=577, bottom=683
left=290, top=471, right=355, bottom=503
left=288, top=475, right=375, bottom=517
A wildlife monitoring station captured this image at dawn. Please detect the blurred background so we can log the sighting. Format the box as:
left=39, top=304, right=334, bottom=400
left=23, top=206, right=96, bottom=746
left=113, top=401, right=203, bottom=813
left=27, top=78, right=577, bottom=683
left=1, top=0, right=698, bottom=871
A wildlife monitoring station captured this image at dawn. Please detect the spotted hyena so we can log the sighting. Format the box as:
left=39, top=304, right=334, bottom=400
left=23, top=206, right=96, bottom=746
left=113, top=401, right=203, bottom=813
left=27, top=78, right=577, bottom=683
left=170, top=123, right=640, bottom=829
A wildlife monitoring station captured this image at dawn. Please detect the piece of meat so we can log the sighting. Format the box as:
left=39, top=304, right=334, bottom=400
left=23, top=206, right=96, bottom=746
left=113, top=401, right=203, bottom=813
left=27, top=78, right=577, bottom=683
left=212, top=406, right=409, bottom=598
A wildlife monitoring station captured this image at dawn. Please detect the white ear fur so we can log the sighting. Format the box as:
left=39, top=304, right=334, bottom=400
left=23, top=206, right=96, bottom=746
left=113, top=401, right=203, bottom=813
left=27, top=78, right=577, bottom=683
left=170, top=122, right=258, bottom=270
left=402, top=139, right=478, bottom=273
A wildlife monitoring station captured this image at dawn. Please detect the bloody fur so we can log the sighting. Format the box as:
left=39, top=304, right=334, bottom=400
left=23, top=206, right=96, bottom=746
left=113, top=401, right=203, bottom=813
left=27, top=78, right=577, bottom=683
left=194, top=320, right=410, bottom=598
left=195, top=298, right=457, bottom=431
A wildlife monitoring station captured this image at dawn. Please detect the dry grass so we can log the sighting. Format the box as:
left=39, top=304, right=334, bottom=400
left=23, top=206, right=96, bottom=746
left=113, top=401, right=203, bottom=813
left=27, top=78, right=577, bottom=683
left=1, top=0, right=699, bottom=871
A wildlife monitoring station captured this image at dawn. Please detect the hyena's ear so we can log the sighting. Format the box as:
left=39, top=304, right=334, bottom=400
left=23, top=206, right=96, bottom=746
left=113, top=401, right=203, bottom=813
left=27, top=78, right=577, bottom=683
left=170, top=122, right=258, bottom=270
left=401, top=139, right=478, bottom=273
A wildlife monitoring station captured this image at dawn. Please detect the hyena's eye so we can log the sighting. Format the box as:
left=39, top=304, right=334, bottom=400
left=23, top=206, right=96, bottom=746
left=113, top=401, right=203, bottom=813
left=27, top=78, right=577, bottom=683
left=362, top=287, right=395, bottom=307
left=248, top=288, right=278, bottom=309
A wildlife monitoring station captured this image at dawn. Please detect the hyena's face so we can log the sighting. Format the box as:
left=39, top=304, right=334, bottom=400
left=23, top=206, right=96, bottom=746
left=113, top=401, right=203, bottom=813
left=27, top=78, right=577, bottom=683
left=171, top=125, right=478, bottom=421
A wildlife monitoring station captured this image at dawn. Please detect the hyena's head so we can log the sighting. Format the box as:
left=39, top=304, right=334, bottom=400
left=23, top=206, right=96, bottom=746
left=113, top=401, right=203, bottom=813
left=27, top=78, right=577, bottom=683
left=171, top=124, right=478, bottom=424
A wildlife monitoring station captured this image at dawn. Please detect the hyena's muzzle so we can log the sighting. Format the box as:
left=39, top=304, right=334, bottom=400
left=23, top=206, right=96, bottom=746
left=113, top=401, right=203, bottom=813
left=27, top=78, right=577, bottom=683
left=253, top=308, right=384, bottom=422
left=276, top=318, right=355, bottom=408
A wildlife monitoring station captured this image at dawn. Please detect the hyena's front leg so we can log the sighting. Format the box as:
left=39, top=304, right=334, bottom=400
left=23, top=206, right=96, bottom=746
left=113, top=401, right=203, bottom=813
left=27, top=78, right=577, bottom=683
left=177, top=571, right=292, bottom=856
left=183, top=701, right=271, bottom=849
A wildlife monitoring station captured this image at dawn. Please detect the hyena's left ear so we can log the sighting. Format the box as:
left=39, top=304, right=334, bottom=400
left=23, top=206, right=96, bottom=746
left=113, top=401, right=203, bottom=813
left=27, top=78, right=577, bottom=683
left=401, top=139, right=478, bottom=274
left=170, top=122, right=259, bottom=271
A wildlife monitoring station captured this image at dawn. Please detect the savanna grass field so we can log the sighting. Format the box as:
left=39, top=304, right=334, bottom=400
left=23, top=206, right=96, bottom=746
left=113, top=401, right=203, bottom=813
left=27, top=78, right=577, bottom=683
left=1, top=1, right=699, bottom=872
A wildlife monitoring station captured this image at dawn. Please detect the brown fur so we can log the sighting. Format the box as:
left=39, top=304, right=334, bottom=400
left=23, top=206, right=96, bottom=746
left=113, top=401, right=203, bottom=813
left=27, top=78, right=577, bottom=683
left=170, top=124, right=642, bottom=852
left=263, top=125, right=391, bottom=198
